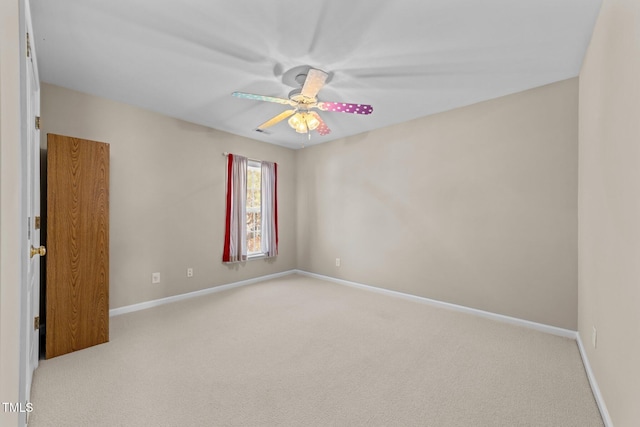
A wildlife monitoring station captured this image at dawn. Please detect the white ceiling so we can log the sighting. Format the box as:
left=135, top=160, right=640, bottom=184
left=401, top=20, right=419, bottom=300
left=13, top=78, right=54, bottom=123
left=31, top=0, right=602, bottom=149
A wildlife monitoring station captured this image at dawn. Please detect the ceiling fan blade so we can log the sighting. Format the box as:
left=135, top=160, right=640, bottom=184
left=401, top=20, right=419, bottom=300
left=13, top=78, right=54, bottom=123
left=257, top=109, right=296, bottom=130
left=300, top=69, right=328, bottom=99
left=232, top=92, right=294, bottom=106
left=309, top=112, right=331, bottom=136
left=316, top=101, right=373, bottom=115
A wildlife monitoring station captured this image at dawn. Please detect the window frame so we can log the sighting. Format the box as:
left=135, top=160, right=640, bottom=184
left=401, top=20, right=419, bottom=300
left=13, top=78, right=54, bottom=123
left=246, top=159, right=264, bottom=259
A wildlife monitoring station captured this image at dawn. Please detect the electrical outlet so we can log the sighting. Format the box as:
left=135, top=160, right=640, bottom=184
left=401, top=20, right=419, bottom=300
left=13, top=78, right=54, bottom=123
left=152, top=272, right=161, bottom=284
left=335, top=258, right=341, bottom=267
left=592, top=326, right=597, bottom=348
left=187, top=268, right=193, bottom=278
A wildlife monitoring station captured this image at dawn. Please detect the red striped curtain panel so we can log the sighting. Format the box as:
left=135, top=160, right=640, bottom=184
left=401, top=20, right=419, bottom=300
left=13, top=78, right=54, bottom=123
left=222, top=154, right=247, bottom=263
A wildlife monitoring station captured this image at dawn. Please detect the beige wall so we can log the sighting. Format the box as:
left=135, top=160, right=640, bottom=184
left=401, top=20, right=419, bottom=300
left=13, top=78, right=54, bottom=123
left=0, top=0, right=23, bottom=425
left=40, top=84, right=296, bottom=309
left=578, top=0, right=640, bottom=425
left=297, top=79, right=579, bottom=330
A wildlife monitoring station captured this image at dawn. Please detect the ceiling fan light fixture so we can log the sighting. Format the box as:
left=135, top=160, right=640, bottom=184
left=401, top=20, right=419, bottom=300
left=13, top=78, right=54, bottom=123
left=288, top=113, right=300, bottom=130
left=288, top=112, right=319, bottom=133
left=305, top=113, right=320, bottom=131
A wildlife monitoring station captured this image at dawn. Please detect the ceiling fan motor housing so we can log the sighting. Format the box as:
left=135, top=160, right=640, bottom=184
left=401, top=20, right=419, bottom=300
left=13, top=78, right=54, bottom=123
left=288, top=89, right=316, bottom=108
left=294, top=73, right=308, bottom=85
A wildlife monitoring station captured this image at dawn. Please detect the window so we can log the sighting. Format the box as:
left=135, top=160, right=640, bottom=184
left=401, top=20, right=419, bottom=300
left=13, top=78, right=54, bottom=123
left=222, top=154, right=278, bottom=263
left=246, top=160, right=262, bottom=256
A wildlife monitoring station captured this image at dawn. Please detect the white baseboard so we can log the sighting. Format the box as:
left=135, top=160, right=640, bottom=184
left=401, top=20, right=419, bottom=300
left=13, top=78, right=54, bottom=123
left=296, top=270, right=616, bottom=425
left=295, top=270, right=577, bottom=339
left=109, top=270, right=297, bottom=317
left=576, top=333, right=613, bottom=427
left=109, top=268, right=611, bottom=426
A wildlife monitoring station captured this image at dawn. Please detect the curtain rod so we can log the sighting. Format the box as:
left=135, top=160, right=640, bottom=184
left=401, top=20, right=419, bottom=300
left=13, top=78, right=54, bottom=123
left=222, top=152, right=275, bottom=164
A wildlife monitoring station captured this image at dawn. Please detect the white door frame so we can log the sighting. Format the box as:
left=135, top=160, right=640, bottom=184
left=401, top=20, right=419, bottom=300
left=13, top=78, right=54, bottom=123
left=0, top=0, right=28, bottom=426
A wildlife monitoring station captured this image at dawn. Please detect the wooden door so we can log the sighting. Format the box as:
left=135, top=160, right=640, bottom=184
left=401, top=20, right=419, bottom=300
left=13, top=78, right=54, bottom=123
left=46, top=134, right=109, bottom=359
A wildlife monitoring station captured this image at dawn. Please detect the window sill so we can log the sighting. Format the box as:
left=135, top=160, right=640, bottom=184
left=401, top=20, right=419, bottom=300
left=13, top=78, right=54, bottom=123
left=247, top=253, right=267, bottom=260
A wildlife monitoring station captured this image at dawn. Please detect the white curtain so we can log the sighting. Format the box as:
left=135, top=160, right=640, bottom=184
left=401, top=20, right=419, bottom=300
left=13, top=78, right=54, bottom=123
left=222, top=154, right=247, bottom=263
left=261, top=161, right=278, bottom=257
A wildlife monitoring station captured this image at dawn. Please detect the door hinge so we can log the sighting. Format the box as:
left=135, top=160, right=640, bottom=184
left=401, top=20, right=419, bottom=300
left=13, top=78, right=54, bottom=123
left=34, top=316, right=40, bottom=330
left=26, top=32, right=31, bottom=58
left=35, top=116, right=41, bottom=130
left=35, top=216, right=41, bottom=230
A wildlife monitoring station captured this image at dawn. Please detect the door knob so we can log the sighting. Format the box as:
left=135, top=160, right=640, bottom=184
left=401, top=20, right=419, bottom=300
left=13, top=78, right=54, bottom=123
left=30, top=245, right=46, bottom=258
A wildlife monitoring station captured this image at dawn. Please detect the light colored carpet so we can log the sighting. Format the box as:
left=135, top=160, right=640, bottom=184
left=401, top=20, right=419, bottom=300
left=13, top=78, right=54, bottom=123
left=29, top=274, right=603, bottom=426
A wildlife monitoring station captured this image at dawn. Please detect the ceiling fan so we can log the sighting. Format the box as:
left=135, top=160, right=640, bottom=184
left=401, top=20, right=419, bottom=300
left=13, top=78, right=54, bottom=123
left=232, top=68, right=373, bottom=138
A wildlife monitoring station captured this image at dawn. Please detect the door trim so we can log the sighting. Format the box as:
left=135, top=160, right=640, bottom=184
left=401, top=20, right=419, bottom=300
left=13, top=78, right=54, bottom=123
left=0, top=0, right=27, bottom=426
